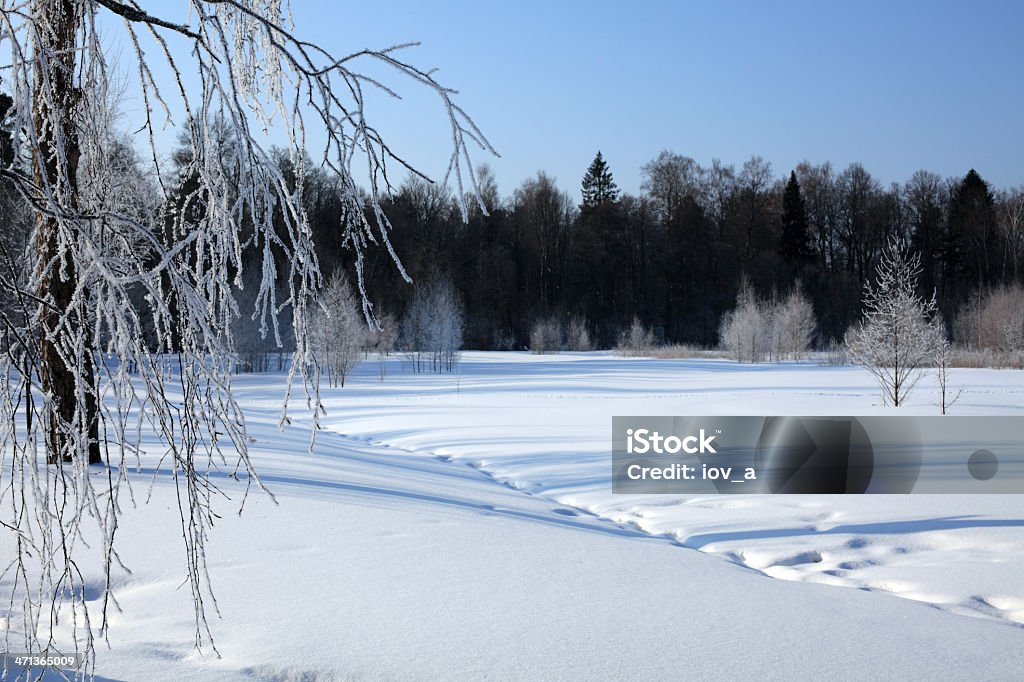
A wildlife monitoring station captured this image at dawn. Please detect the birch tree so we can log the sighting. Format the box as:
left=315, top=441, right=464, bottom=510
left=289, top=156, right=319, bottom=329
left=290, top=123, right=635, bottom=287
left=0, top=0, right=493, bottom=670
left=309, top=271, right=367, bottom=388
left=847, top=239, right=941, bottom=406
left=400, top=275, right=464, bottom=373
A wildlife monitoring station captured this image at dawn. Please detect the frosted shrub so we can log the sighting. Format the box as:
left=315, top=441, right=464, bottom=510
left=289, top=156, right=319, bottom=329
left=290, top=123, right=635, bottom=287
left=530, top=317, right=563, bottom=354
left=401, top=276, right=465, bottom=372
left=772, top=284, right=816, bottom=359
left=723, top=282, right=816, bottom=362
left=617, top=317, right=656, bottom=356
left=566, top=316, right=593, bottom=351
left=719, top=283, right=769, bottom=362
left=309, top=272, right=369, bottom=387
left=955, top=284, right=1024, bottom=353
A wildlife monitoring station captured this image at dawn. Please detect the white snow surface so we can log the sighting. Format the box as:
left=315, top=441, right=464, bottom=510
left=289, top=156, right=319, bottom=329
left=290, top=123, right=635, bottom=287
left=5, top=351, right=1024, bottom=680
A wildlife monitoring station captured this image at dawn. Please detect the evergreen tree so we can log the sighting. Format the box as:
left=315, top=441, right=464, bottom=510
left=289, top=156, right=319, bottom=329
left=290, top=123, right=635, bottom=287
left=576, top=152, right=627, bottom=339
left=581, top=151, right=619, bottom=207
left=943, top=169, right=997, bottom=317
left=779, top=170, right=812, bottom=265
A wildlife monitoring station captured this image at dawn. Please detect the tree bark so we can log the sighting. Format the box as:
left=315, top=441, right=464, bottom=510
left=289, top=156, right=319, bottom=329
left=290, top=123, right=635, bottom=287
left=32, top=0, right=101, bottom=465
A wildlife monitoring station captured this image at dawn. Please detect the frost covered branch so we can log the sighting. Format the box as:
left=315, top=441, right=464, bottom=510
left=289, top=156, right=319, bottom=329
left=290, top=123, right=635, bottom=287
left=0, top=0, right=494, bottom=673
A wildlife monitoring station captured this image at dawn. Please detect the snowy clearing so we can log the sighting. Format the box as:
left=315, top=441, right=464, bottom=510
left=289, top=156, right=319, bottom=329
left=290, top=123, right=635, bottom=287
left=4, top=351, right=1024, bottom=680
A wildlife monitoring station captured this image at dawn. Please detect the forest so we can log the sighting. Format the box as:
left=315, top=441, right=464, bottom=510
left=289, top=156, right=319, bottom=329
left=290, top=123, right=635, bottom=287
left=308, top=150, right=1024, bottom=354
left=3, top=102, right=1020, bottom=365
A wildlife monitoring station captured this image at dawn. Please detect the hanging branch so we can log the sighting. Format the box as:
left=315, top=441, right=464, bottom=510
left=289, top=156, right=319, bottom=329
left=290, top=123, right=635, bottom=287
left=0, top=0, right=496, bottom=674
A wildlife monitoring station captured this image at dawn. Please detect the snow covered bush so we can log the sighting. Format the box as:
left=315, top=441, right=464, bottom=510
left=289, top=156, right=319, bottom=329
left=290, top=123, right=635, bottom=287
left=530, top=317, right=563, bottom=354
left=309, top=272, right=369, bottom=387
left=771, top=284, right=817, bottom=359
left=723, top=282, right=816, bottom=363
left=846, top=239, right=941, bottom=406
left=401, top=276, right=465, bottom=372
left=955, top=284, right=1024, bottom=353
left=617, top=317, right=656, bottom=356
left=566, top=315, right=593, bottom=351
left=719, top=282, right=770, bottom=362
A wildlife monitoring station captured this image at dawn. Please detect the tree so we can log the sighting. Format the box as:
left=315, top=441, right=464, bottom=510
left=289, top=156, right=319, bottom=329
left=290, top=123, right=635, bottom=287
left=310, top=271, right=368, bottom=388
left=944, top=169, right=997, bottom=317
left=772, top=283, right=817, bottom=359
left=515, top=173, right=575, bottom=313
left=954, top=284, right=1024, bottom=353
left=581, top=151, right=619, bottom=208
left=565, top=315, right=593, bottom=351
left=529, top=317, right=562, bottom=354
left=0, top=0, right=493, bottom=669
left=779, top=171, right=812, bottom=268
left=996, top=187, right=1024, bottom=282
left=847, top=239, right=941, bottom=406
left=616, top=317, right=655, bottom=357
left=904, top=170, right=946, bottom=302
left=719, top=280, right=769, bottom=363
left=400, top=275, right=465, bottom=372
left=933, top=329, right=962, bottom=415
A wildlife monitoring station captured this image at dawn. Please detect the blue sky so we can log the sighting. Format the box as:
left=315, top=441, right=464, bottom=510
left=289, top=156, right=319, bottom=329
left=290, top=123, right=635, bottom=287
left=116, top=1, right=1024, bottom=200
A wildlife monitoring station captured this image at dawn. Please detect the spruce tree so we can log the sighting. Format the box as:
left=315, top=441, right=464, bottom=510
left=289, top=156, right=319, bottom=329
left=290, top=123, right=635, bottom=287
left=581, top=151, right=619, bottom=207
left=779, top=170, right=812, bottom=265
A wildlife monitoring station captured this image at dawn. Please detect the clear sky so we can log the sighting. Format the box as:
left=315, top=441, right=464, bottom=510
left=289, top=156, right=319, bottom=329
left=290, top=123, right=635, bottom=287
left=117, top=1, right=1024, bottom=200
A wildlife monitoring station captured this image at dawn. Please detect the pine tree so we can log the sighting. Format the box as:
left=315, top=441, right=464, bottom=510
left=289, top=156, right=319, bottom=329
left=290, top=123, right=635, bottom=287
left=779, top=170, right=812, bottom=265
left=581, top=151, right=619, bottom=207
left=943, top=169, right=997, bottom=317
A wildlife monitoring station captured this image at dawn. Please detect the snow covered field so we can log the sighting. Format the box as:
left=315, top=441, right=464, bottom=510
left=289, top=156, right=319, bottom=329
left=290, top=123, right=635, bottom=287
left=5, top=352, right=1024, bottom=680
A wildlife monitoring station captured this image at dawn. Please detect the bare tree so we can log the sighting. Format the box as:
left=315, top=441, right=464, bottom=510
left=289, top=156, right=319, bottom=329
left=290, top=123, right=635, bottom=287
left=933, top=328, right=962, bottom=415
left=721, top=281, right=815, bottom=362
left=0, top=0, right=493, bottom=670
left=846, top=239, right=941, bottom=406
left=997, top=187, right=1024, bottom=281
left=565, top=315, right=592, bottom=352
left=954, top=284, right=1024, bottom=353
left=400, top=275, right=464, bottom=373
left=309, top=271, right=368, bottom=388
left=529, top=317, right=562, bottom=354
left=772, top=283, right=816, bottom=359
left=719, top=280, right=769, bottom=362
left=616, top=317, right=656, bottom=357
left=368, top=312, right=398, bottom=381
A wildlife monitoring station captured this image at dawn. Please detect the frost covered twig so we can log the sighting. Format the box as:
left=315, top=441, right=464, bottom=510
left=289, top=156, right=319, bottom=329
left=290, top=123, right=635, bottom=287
left=0, top=0, right=495, bottom=674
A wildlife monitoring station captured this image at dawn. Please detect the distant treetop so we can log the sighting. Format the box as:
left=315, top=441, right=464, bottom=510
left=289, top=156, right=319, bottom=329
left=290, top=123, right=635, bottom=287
left=581, top=151, right=619, bottom=208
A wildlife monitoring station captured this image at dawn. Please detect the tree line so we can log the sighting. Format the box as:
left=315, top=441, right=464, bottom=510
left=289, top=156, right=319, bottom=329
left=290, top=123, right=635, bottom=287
left=2, top=127, right=1020, bottom=365
left=308, top=151, right=1023, bottom=353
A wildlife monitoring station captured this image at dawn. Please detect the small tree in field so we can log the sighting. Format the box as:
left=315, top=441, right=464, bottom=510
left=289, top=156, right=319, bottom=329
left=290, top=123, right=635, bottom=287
left=400, top=276, right=464, bottom=372
left=310, top=272, right=368, bottom=388
left=933, top=328, right=962, bottom=415
left=616, top=317, right=656, bottom=356
left=847, top=239, right=941, bottom=406
left=719, top=281, right=769, bottom=362
left=530, top=317, right=562, bottom=354
left=368, top=312, right=399, bottom=381
left=772, top=283, right=816, bottom=359
left=565, top=315, right=593, bottom=351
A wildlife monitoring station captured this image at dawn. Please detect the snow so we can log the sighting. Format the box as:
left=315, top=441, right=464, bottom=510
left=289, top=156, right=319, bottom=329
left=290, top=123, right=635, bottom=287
left=4, top=352, right=1024, bottom=680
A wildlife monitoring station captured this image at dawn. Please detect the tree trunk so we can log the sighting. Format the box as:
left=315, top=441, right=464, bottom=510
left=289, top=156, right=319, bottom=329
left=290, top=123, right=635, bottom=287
left=32, top=0, right=102, bottom=465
